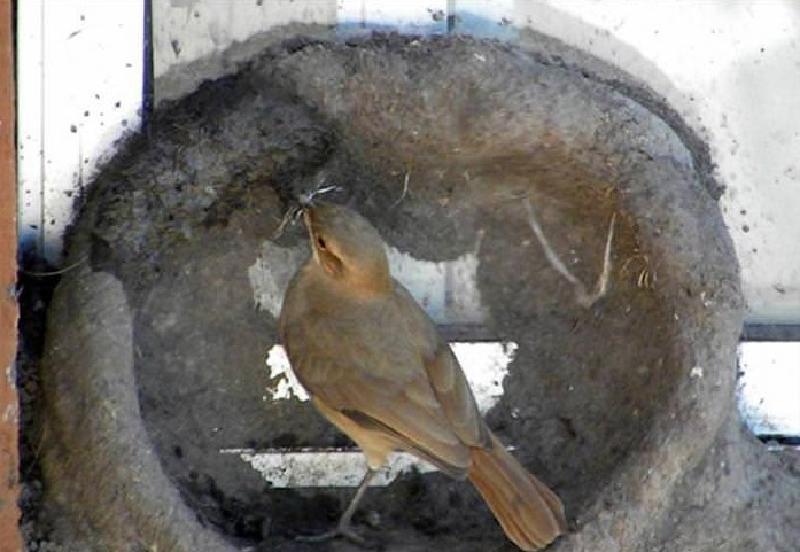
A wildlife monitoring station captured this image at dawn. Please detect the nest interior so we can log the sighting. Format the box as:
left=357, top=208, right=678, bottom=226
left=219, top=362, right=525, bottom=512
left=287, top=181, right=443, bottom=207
left=37, top=34, right=748, bottom=552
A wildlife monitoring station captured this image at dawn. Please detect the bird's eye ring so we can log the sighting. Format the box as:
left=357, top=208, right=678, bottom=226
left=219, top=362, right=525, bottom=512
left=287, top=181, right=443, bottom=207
left=317, top=236, right=327, bottom=250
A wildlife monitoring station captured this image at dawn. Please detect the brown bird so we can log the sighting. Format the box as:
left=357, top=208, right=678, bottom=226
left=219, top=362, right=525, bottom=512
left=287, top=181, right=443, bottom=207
left=278, top=201, right=567, bottom=550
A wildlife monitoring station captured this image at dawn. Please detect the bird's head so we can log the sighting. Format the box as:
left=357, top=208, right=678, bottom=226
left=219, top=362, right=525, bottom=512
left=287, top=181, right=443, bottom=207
left=302, top=202, right=391, bottom=295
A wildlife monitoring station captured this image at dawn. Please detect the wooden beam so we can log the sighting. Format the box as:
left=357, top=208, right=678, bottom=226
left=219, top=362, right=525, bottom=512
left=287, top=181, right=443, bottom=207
left=0, top=0, right=21, bottom=549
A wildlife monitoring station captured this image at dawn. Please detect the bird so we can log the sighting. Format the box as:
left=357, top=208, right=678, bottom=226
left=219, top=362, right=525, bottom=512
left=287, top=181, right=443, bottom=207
left=278, top=201, right=567, bottom=551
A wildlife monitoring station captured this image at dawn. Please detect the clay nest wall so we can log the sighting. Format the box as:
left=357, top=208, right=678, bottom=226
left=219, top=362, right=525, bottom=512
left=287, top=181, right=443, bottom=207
left=32, top=33, right=799, bottom=552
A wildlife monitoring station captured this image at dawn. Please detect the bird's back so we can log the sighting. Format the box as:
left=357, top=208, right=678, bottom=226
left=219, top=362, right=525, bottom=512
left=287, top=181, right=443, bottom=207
left=279, top=264, right=489, bottom=476
left=281, top=268, right=434, bottom=381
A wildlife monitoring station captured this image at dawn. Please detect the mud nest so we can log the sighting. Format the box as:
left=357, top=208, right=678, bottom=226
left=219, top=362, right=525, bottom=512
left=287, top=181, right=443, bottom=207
left=34, top=33, right=799, bottom=552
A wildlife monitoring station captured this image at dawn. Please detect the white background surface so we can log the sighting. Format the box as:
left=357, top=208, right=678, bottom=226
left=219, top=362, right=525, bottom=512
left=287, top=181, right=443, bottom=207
left=738, top=342, right=800, bottom=436
left=17, top=0, right=143, bottom=262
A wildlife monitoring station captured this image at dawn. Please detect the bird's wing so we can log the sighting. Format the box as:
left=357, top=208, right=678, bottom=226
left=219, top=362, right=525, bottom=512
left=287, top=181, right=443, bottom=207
left=391, top=283, right=491, bottom=449
left=281, top=298, right=474, bottom=476
left=423, top=338, right=491, bottom=449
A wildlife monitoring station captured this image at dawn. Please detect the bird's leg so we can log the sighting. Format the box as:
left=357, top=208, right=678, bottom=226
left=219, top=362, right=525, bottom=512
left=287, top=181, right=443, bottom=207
left=339, top=467, right=376, bottom=531
left=296, top=468, right=377, bottom=545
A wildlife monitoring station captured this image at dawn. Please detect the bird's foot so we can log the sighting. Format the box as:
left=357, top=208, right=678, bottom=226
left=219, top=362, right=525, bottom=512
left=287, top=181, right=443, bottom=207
left=295, top=469, right=377, bottom=547
left=295, top=521, right=367, bottom=546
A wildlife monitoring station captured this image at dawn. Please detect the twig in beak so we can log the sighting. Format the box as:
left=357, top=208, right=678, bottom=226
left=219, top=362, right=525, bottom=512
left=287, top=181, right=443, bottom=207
left=299, top=185, right=343, bottom=206
left=272, top=183, right=343, bottom=240
left=270, top=204, right=303, bottom=241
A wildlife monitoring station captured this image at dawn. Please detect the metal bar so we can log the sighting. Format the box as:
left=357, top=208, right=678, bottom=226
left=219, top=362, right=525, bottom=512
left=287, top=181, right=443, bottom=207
left=142, top=0, right=154, bottom=133
left=446, top=0, right=456, bottom=32
left=741, top=325, right=800, bottom=342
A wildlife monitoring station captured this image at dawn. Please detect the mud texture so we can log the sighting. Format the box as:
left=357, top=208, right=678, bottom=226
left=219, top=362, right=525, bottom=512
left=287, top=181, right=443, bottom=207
left=33, top=32, right=799, bottom=552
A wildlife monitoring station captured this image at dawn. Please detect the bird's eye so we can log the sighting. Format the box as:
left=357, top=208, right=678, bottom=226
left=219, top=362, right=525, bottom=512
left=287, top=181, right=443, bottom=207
left=316, top=236, right=327, bottom=250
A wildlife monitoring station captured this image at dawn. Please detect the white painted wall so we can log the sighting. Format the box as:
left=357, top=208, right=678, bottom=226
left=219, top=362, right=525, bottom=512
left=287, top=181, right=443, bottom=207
left=738, top=342, right=800, bottom=437
left=17, top=0, right=143, bottom=263
left=153, top=0, right=337, bottom=78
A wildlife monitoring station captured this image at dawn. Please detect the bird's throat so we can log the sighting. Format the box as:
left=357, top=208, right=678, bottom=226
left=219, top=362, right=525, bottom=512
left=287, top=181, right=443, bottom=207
left=308, top=260, right=391, bottom=300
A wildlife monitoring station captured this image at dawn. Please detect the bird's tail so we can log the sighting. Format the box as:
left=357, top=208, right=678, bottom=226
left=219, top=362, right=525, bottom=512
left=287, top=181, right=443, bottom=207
left=468, top=433, right=567, bottom=551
